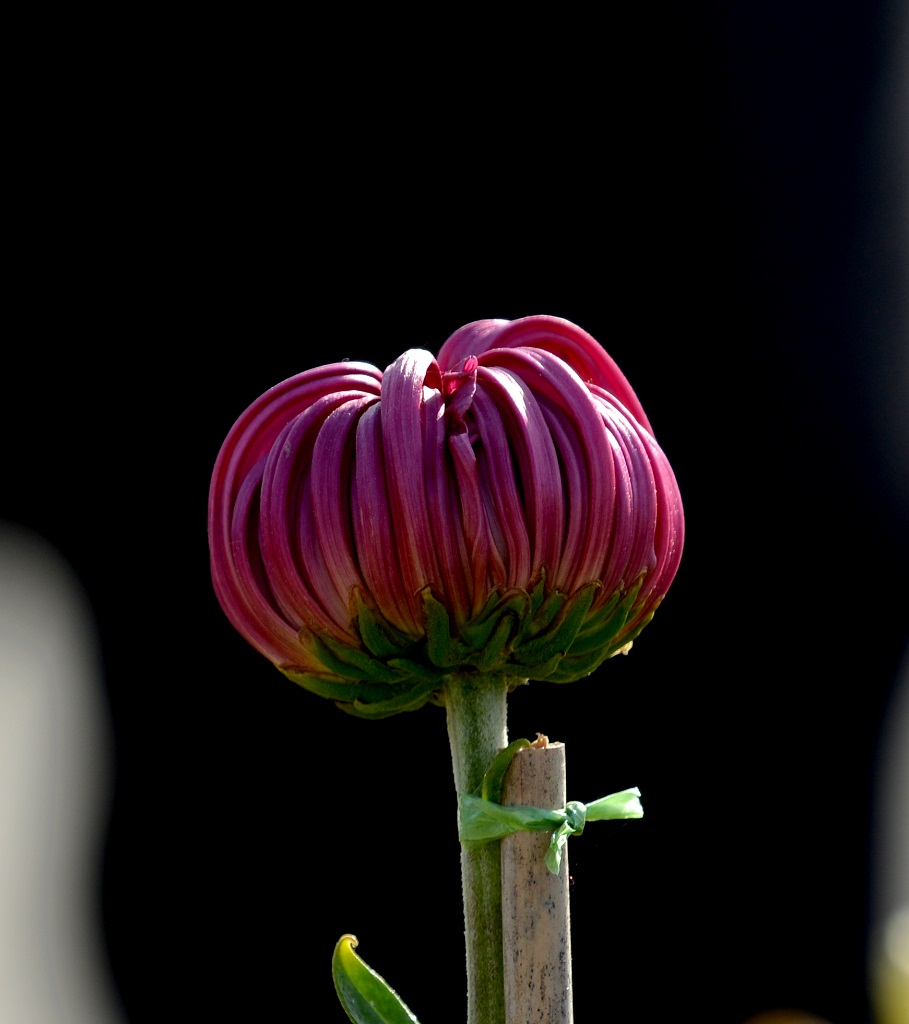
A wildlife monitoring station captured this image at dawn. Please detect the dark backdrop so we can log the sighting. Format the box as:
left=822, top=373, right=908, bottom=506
left=6, top=3, right=907, bottom=1021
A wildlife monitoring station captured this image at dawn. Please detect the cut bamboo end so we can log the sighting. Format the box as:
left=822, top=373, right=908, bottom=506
left=500, top=739, right=573, bottom=1024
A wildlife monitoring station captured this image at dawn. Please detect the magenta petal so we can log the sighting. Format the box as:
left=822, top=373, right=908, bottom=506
left=379, top=349, right=445, bottom=620
left=469, top=379, right=535, bottom=586
left=446, top=427, right=499, bottom=617
left=258, top=395, right=355, bottom=634
left=438, top=314, right=654, bottom=433
left=220, top=457, right=303, bottom=666
left=475, top=365, right=565, bottom=580
left=353, top=403, right=420, bottom=636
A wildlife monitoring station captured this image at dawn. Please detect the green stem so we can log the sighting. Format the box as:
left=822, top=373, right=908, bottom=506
left=443, top=673, right=512, bottom=1024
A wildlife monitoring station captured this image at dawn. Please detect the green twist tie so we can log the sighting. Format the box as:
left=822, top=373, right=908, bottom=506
left=457, top=739, right=643, bottom=875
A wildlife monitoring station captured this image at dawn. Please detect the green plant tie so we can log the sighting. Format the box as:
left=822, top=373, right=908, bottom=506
left=457, top=738, right=643, bottom=874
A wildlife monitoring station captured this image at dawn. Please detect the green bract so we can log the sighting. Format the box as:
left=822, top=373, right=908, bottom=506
left=282, top=573, right=649, bottom=717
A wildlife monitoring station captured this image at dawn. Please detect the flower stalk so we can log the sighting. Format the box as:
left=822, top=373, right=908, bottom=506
left=443, top=673, right=515, bottom=1024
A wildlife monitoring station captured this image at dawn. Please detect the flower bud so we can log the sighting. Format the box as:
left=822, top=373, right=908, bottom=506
left=208, top=315, right=684, bottom=717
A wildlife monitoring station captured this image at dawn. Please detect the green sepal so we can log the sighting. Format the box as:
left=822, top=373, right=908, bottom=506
left=384, top=657, right=447, bottom=682
left=524, top=586, right=567, bottom=638
left=609, top=609, right=655, bottom=653
left=344, top=677, right=442, bottom=719
left=280, top=667, right=439, bottom=719
left=511, top=573, right=553, bottom=646
left=512, top=583, right=598, bottom=666
left=541, top=647, right=611, bottom=683
left=422, top=589, right=472, bottom=668
left=287, top=570, right=657, bottom=716
left=548, top=610, right=655, bottom=683
left=542, top=580, right=646, bottom=682
left=279, top=668, right=397, bottom=705
left=351, top=588, right=415, bottom=658
left=509, top=651, right=565, bottom=680
left=564, top=587, right=625, bottom=654
left=574, top=577, right=644, bottom=651
left=332, top=934, right=421, bottom=1024
left=459, top=588, right=528, bottom=650
left=528, top=572, right=548, bottom=617
left=474, top=611, right=520, bottom=672
left=311, top=632, right=408, bottom=684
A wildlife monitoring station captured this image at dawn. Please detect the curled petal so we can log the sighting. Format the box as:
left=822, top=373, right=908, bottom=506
left=379, top=350, right=445, bottom=618
left=437, top=314, right=654, bottom=432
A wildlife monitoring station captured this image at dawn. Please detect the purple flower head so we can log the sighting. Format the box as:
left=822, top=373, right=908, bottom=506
left=208, top=315, right=684, bottom=717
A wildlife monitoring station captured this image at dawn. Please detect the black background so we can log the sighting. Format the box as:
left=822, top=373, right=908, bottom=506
left=5, top=4, right=907, bottom=1022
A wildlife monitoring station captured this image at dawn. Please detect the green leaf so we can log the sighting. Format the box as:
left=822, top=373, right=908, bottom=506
left=332, top=934, right=421, bottom=1024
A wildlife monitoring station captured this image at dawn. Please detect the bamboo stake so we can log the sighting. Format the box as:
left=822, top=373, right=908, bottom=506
left=500, top=736, right=573, bottom=1024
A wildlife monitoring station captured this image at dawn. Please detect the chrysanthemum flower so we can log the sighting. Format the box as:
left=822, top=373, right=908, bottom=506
left=208, top=315, right=684, bottom=717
